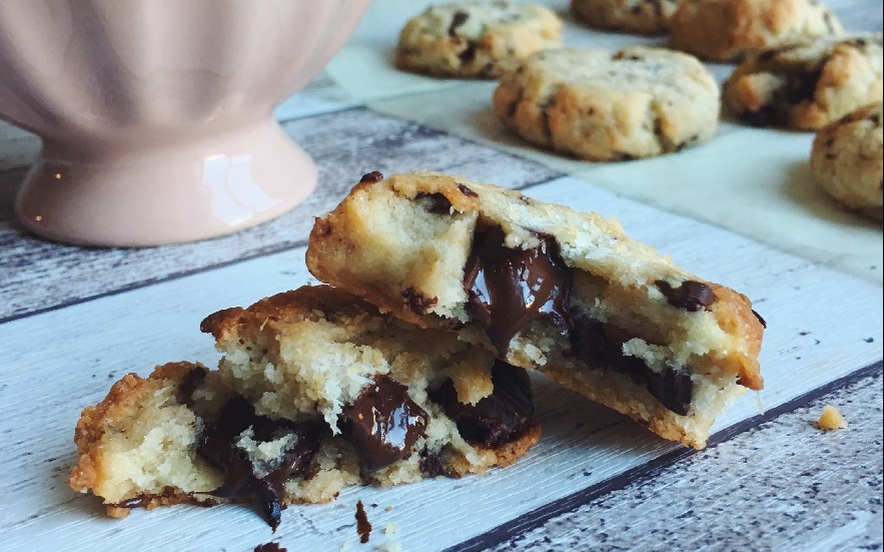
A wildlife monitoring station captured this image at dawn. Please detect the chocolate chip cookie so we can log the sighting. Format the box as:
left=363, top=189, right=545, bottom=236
left=395, top=1, right=562, bottom=79
left=811, top=102, right=883, bottom=220
left=69, top=286, right=540, bottom=528
left=307, top=171, right=766, bottom=449
left=570, top=0, right=682, bottom=35
left=492, top=46, right=719, bottom=161
left=723, top=35, right=883, bottom=130
left=669, top=0, right=844, bottom=62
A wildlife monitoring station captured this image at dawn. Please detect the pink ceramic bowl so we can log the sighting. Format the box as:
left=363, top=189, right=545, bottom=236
left=0, top=0, right=369, bottom=246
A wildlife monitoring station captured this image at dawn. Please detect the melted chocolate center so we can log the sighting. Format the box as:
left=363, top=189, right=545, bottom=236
left=429, top=360, right=535, bottom=447
left=339, top=375, right=428, bottom=472
left=464, top=226, right=572, bottom=355
left=197, top=397, right=324, bottom=531
left=569, top=310, right=693, bottom=416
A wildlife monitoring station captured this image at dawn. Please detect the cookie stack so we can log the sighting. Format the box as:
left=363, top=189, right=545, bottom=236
left=68, top=170, right=767, bottom=528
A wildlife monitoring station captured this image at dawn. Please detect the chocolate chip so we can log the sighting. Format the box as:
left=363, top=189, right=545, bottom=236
left=783, top=69, right=822, bottom=104
left=744, top=104, right=779, bottom=127
left=254, top=543, right=287, bottom=552
left=178, top=365, right=207, bottom=405
left=197, top=398, right=325, bottom=531
left=448, top=11, right=468, bottom=37
left=464, top=226, right=572, bottom=355
left=429, top=360, right=534, bottom=447
left=415, top=192, right=452, bottom=215
left=757, top=45, right=791, bottom=63
left=458, top=41, right=477, bottom=64
left=458, top=183, right=478, bottom=197
left=339, top=375, right=428, bottom=472
left=419, top=450, right=452, bottom=477
left=645, top=367, right=693, bottom=416
left=752, top=309, right=767, bottom=328
left=655, top=280, right=717, bottom=311
left=359, top=171, right=384, bottom=184
left=569, top=310, right=693, bottom=415
left=401, top=287, right=438, bottom=315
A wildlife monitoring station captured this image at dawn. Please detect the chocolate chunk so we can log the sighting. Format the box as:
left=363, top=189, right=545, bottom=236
left=783, top=68, right=822, bottom=104
left=429, top=360, right=534, bottom=447
left=448, top=11, right=468, bottom=37
left=569, top=310, right=693, bottom=415
left=745, top=104, right=779, bottom=127
left=415, top=192, right=453, bottom=215
left=355, top=500, right=372, bottom=544
left=339, top=375, right=428, bottom=472
left=255, top=543, right=287, bottom=552
left=655, top=280, right=717, bottom=312
left=359, top=171, right=384, bottom=184
left=464, top=226, right=572, bottom=355
left=645, top=367, right=693, bottom=416
left=458, top=41, right=478, bottom=64
left=197, top=397, right=325, bottom=531
left=401, top=287, right=438, bottom=315
left=757, top=45, right=792, bottom=63
left=419, top=450, right=448, bottom=477
left=178, top=365, right=207, bottom=404
left=458, top=184, right=478, bottom=198
left=751, top=309, right=767, bottom=328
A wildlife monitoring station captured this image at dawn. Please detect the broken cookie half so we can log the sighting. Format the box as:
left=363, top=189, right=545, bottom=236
left=69, top=286, right=540, bottom=528
left=307, top=170, right=765, bottom=449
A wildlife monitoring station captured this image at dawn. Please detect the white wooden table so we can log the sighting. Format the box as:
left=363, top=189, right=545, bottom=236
left=1, top=1, right=881, bottom=550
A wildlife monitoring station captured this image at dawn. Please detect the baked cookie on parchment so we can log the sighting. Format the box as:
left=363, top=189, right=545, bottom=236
left=570, top=0, right=682, bottom=35
left=69, top=286, right=540, bottom=528
left=307, top=171, right=766, bottom=450
left=492, top=46, right=719, bottom=161
left=723, top=35, right=883, bottom=129
left=811, top=102, right=883, bottom=220
left=669, top=0, right=844, bottom=62
left=395, top=1, right=562, bottom=79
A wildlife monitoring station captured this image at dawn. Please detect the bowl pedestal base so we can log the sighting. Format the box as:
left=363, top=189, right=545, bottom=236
left=14, top=118, right=315, bottom=247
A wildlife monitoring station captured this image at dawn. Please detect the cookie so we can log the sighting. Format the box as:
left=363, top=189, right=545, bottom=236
left=69, top=286, right=541, bottom=528
left=669, top=0, right=844, bottom=62
left=570, top=0, right=682, bottom=35
left=811, top=102, right=883, bottom=220
left=395, top=1, right=562, bottom=79
left=492, top=47, right=719, bottom=161
left=723, top=35, right=884, bottom=129
left=307, top=171, right=766, bottom=449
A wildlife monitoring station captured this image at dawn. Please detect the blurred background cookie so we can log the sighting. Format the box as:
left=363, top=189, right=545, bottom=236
left=395, top=1, right=562, bottom=78
left=570, top=0, right=682, bottom=36
left=723, top=35, right=883, bottom=129
left=669, top=0, right=844, bottom=61
left=492, top=46, right=719, bottom=161
left=811, top=102, right=883, bottom=220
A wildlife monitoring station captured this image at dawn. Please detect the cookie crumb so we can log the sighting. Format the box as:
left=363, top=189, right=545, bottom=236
left=105, top=506, right=131, bottom=519
left=384, top=522, right=399, bottom=534
left=817, top=405, right=848, bottom=430
left=385, top=505, right=393, bottom=512
left=375, top=541, right=401, bottom=552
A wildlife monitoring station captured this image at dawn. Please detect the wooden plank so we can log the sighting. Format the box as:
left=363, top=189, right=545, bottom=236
left=1, top=175, right=880, bottom=551
left=0, top=108, right=559, bottom=322
left=483, top=371, right=883, bottom=552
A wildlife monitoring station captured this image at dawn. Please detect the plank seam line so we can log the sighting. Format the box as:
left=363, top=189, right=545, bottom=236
left=443, top=360, right=884, bottom=552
